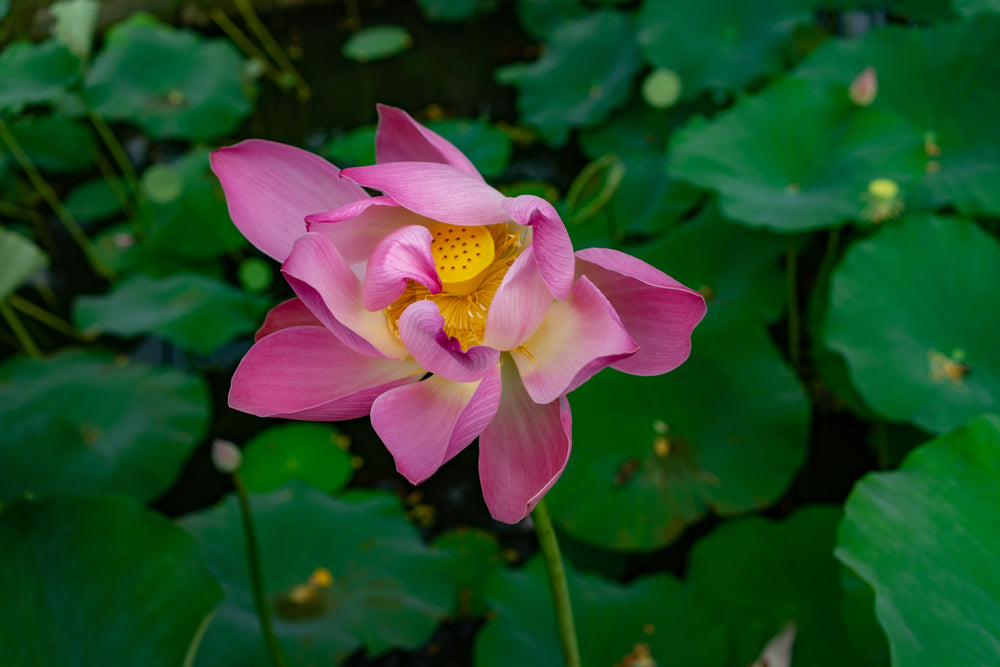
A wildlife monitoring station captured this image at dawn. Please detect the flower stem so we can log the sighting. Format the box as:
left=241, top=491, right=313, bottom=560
left=786, top=239, right=800, bottom=372
left=532, top=498, right=581, bottom=667
left=0, top=300, right=42, bottom=358
left=233, top=472, right=287, bottom=667
left=8, top=294, right=82, bottom=340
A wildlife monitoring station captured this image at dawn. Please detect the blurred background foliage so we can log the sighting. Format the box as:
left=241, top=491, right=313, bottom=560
left=0, top=0, right=998, bottom=665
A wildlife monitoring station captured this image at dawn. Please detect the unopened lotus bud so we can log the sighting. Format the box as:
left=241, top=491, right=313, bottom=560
left=849, top=67, right=877, bottom=106
left=211, top=438, right=242, bottom=474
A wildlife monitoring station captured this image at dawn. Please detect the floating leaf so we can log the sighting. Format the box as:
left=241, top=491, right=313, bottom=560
left=670, top=77, right=924, bottom=231
left=5, top=114, right=96, bottom=173
left=181, top=483, right=455, bottom=665
left=0, top=229, right=48, bottom=301
left=496, top=10, right=642, bottom=146
left=427, top=118, right=512, bottom=179
left=64, top=177, right=125, bottom=222
left=84, top=14, right=251, bottom=140
left=0, top=495, right=223, bottom=667
left=50, top=0, right=100, bottom=60
left=342, top=25, right=413, bottom=63
left=837, top=415, right=1000, bottom=666
left=636, top=0, right=818, bottom=100
left=240, top=423, right=353, bottom=494
left=0, top=350, right=209, bottom=503
left=516, top=0, right=589, bottom=39
left=417, top=0, right=498, bottom=22
left=0, top=40, right=79, bottom=113
left=74, top=273, right=268, bottom=355
left=323, top=125, right=376, bottom=168
left=824, top=215, right=1000, bottom=433
left=688, top=506, right=884, bottom=666
left=475, top=555, right=727, bottom=666
left=431, top=527, right=502, bottom=616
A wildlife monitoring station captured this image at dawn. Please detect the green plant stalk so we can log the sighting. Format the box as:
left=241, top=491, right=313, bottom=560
left=0, top=118, right=114, bottom=280
left=233, top=472, right=287, bottom=667
left=786, top=240, right=800, bottom=372
left=0, top=300, right=42, bottom=358
left=231, top=0, right=310, bottom=98
left=532, top=498, right=581, bottom=667
left=210, top=9, right=288, bottom=89
left=8, top=294, right=81, bottom=339
left=87, top=110, right=146, bottom=210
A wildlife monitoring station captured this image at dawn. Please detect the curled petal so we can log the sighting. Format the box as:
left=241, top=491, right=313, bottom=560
left=230, top=326, right=422, bottom=420
left=479, top=360, right=572, bottom=524
left=511, top=276, right=637, bottom=405
left=254, top=298, right=322, bottom=341
left=576, top=247, right=707, bottom=376
left=372, top=367, right=501, bottom=485
left=501, top=195, right=574, bottom=301
left=483, top=246, right=552, bottom=351
left=210, top=140, right=366, bottom=262
left=363, top=226, right=442, bottom=311
left=305, top=196, right=437, bottom=266
left=282, top=233, right=408, bottom=359
left=375, top=104, right=483, bottom=180
left=399, top=301, right=500, bottom=382
left=340, top=162, right=508, bottom=227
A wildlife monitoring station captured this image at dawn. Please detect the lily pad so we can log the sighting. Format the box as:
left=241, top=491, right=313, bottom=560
left=240, top=423, right=354, bottom=494
left=669, top=76, right=925, bottom=231
left=0, top=40, right=79, bottom=113
left=50, top=0, right=100, bottom=60
left=496, top=10, right=642, bottom=146
left=0, top=350, right=209, bottom=503
left=796, top=17, right=1000, bottom=216
left=431, top=527, right=502, bottom=616
left=688, top=506, right=884, bottom=666
left=475, top=555, right=727, bottom=666
left=181, top=483, right=455, bottom=666
left=0, top=229, right=48, bottom=301
left=427, top=118, right=512, bottom=179
left=547, top=312, right=809, bottom=551
left=0, top=495, right=223, bottom=667
left=323, top=125, right=376, bottom=168
left=837, top=415, right=1000, bottom=666
left=824, top=215, right=1000, bottom=434
left=516, top=0, right=588, bottom=39
left=64, top=177, right=125, bottom=223
left=636, top=0, right=818, bottom=100
left=83, top=14, right=251, bottom=140
left=5, top=114, right=96, bottom=173
left=342, top=25, right=413, bottom=63
left=417, top=0, right=497, bottom=22
left=73, top=273, right=268, bottom=355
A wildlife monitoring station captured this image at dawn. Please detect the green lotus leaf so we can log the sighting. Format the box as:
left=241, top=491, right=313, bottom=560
left=64, top=177, right=125, bottom=223
left=181, top=483, right=455, bottom=665
left=475, top=555, right=727, bottom=666
left=431, top=526, right=502, bottom=616
left=73, top=273, right=268, bottom=355
left=824, top=215, right=1000, bottom=433
left=496, top=10, right=642, bottom=146
left=796, top=17, right=1000, bottom=216
left=50, top=0, right=100, bottom=60
left=240, top=423, right=354, bottom=494
left=4, top=114, right=96, bottom=173
left=427, top=117, right=512, bottom=179
left=516, top=0, right=588, bottom=39
left=953, top=0, right=1000, bottom=16
left=688, top=506, right=885, bottom=666
left=417, top=0, right=497, bottom=22
left=342, top=25, right=413, bottom=62
left=0, top=349, right=209, bottom=503
left=83, top=14, right=251, bottom=140
left=0, top=229, right=47, bottom=301
left=669, top=76, right=925, bottom=231
left=323, top=125, right=377, bottom=168
left=636, top=0, right=818, bottom=100
left=0, top=40, right=79, bottom=113
left=0, top=495, right=223, bottom=667
left=837, top=415, right=1000, bottom=666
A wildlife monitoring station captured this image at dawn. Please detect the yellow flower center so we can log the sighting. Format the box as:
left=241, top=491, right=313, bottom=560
left=384, top=222, right=524, bottom=351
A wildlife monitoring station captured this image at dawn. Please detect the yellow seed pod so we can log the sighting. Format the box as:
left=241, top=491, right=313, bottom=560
left=429, top=222, right=495, bottom=296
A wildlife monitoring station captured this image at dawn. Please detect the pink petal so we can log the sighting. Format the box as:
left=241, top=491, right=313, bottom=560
left=576, top=248, right=707, bottom=376
left=375, top=105, right=484, bottom=180
left=363, top=225, right=442, bottom=311
left=398, top=301, right=500, bottom=382
left=230, top=326, right=422, bottom=420
left=511, top=276, right=637, bottom=404
left=483, top=246, right=552, bottom=351
left=210, top=139, right=367, bottom=262
left=340, top=162, right=508, bottom=227
left=254, top=298, right=322, bottom=341
left=502, top=195, right=574, bottom=300
left=371, top=367, right=502, bottom=485
left=281, top=233, right=408, bottom=359
left=305, top=196, right=437, bottom=265
left=479, top=360, right=572, bottom=524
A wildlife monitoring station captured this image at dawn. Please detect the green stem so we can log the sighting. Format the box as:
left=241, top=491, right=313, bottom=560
left=210, top=8, right=289, bottom=90
left=8, top=294, right=81, bottom=340
left=87, top=110, right=142, bottom=207
left=532, top=498, right=581, bottom=667
left=0, top=118, right=114, bottom=280
left=786, top=239, right=800, bottom=372
left=232, top=0, right=310, bottom=99
left=0, top=300, right=42, bottom=358
left=233, top=473, right=287, bottom=667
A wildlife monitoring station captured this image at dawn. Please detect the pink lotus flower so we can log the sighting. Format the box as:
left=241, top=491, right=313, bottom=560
left=211, top=105, right=706, bottom=523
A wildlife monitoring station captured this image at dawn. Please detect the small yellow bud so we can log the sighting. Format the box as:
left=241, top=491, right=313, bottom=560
left=867, top=178, right=899, bottom=200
